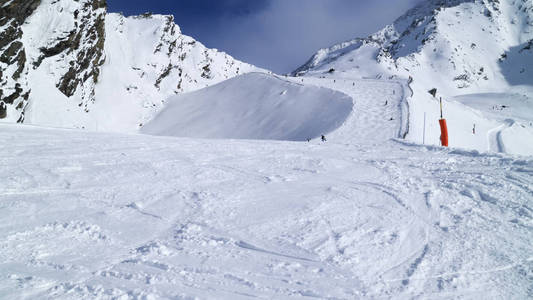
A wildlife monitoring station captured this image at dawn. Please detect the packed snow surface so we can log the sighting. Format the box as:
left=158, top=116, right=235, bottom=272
left=1, top=74, right=532, bottom=299
left=141, top=73, right=353, bottom=141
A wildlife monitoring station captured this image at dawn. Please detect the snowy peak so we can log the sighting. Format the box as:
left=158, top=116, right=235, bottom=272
left=293, top=0, right=533, bottom=93
left=0, top=1, right=260, bottom=131
left=105, top=13, right=254, bottom=96
left=92, top=13, right=259, bottom=132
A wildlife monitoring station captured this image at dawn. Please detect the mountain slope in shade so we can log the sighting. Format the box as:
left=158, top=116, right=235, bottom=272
left=0, top=0, right=259, bottom=131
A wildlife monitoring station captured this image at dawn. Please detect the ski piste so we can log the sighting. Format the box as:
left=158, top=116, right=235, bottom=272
left=1, top=0, right=532, bottom=298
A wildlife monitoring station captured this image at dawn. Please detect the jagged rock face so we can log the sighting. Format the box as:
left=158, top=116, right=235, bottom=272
left=293, top=0, right=533, bottom=94
left=0, top=1, right=259, bottom=130
left=23, top=0, right=107, bottom=115
left=34, top=0, right=106, bottom=99
left=0, top=0, right=106, bottom=122
left=0, top=0, right=41, bottom=122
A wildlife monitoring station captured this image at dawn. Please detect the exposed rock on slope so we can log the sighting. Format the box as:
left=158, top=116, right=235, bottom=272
left=0, top=0, right=107, bottom=123
left=0, top=0, right=41, bottom=123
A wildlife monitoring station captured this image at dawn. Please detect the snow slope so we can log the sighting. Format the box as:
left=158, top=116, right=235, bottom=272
left=1, top=60, right=532, bottom=298
left=283, top=76, right=410, bottom=145
left=141, top=73, right=353, bottom=141
left=293, top=0, right=533, bottom=155
left=1, top=124, right=531, bottom=299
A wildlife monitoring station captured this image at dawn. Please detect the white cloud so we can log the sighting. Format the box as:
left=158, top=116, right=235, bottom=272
left=194, top=0, right=425, bottom=73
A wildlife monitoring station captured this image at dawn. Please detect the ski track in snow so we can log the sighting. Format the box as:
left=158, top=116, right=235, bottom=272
left=488, top=119, right=515, bottom=153
left=0, top=76, right=532, bottom=299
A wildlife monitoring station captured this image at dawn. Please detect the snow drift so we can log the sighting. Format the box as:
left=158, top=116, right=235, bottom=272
left=141, top=73, right=353, bottom=141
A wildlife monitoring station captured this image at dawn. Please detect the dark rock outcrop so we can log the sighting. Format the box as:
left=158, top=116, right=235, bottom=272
left=0, top=0, right=41, bottom=119
left=0, top=0, right=107, bottom=120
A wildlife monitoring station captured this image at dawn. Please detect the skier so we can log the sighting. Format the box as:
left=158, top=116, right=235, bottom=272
left=321, top=135, right=327, bottom=142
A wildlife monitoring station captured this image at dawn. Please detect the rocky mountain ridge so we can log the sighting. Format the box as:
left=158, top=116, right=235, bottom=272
left=0, top=0, right=258, bottom=130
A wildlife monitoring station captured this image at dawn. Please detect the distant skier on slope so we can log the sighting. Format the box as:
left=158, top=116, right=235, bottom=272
left=321, top=135, right=327, bottom=142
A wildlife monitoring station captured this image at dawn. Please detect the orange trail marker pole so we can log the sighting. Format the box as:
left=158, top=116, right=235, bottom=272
left=439, top=119, right=449, bottom=147
left=439, top=97, right=449, bottom=147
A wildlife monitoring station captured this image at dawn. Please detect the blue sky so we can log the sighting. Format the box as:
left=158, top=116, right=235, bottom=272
left=108, top=0, right=423, bottom=74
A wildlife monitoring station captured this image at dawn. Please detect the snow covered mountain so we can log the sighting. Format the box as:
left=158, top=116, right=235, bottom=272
left=0, top=0, right=258, bottom=131
left=294, top=0, right=533, bottom=91
left=293, top=0, right=533, bottom=154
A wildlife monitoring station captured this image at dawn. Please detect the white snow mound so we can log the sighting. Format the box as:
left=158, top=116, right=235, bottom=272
left=142, top=73, right=353, bottom=141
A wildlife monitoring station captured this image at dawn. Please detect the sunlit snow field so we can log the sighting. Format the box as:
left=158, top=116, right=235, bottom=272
left=1, top=75, right=532, bottom=299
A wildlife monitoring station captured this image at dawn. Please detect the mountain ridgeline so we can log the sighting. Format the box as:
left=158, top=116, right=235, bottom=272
left=0, top=0, right=257, bottom=130
left=293, top=0, right=533, bottom=95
